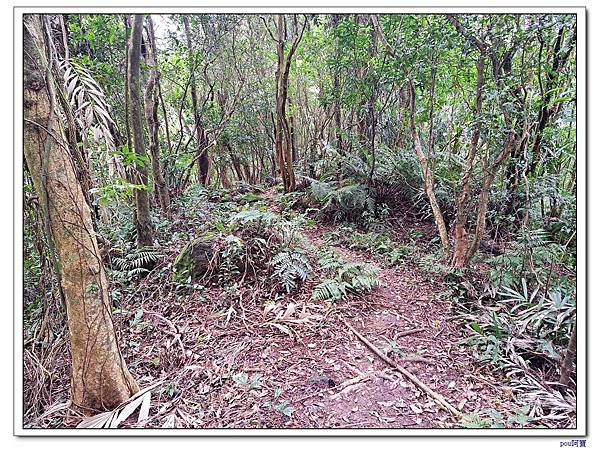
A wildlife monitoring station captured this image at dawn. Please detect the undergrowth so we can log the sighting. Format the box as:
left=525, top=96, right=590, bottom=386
left=324, top=225, right=413, bottom=266
left=311, top=248, right=380, bottom=302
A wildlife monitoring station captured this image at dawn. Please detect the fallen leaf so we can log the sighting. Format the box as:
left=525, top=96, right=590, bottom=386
left=410, top=403, right=423, bottom=414
left=377, top=400, right=395, bottom=407
left=162, top=414, right=175, bottom=428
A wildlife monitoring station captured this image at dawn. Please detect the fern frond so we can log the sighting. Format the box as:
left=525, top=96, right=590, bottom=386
left=272, top=249, right=312, bottom=293
left=312, top=279, right=348, bottom=301
left=110, top=246, right=162, bottom=280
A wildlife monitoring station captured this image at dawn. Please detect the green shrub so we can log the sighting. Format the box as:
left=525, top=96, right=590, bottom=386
left=306, top=181, right=376, bottom=224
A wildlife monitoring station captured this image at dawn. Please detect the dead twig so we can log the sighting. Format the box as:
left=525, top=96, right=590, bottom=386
left=330, top=373, right=371, bottom=399
left=340, top=316, right=462, bottom=418
left=396, top=327, right=426, bottom=338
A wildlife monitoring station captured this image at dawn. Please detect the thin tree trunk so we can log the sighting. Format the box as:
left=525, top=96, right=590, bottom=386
left=559, top=322, right=577, bottom=388
left=448, top=14, right=525, bottom=264
left=467, top=135, right=517, bottom=260
left=452, top=57, right=484, bottom=268
left=273, top=14, right=305, bottom=193
left=288, top=96, right=298, bottom=162
left=331, top=14, right=344, bottom=152
left=275, top=14, right=291, bottom=192
left=24, top=14, right=138, bottom=414
left=123, top=15, right=133, bottom=159
left=128, top=14, right=154, bottom=248
left=408, top=82, right=450, bottom=258
left=144, top=15, right=171, bottom=217
left=372, top=15, right=449, bottom=257
left=182, top=16, right=210, bottom=185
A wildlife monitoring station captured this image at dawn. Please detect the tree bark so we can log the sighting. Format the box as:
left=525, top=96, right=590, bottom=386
left=144, top=15, right=171, bottom=217
left=128, top=14, right=154, bottom=248
left=23, top=14, right=138, bottom=414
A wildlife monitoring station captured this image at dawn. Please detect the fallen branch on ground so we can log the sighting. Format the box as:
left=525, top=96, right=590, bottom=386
left=340, top=316, right=462, bottom=418
left=396, top=327, right=426, bottom=338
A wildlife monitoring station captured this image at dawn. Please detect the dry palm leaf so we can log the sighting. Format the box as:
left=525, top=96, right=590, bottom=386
left=76, top=379, right=165, bottom=429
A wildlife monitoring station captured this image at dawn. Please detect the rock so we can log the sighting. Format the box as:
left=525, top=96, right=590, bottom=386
left=234, top=192, right=263, bottom=204
left=479, top=240, right=503, bottom=255
left=172, top=236, right=215, bottom=283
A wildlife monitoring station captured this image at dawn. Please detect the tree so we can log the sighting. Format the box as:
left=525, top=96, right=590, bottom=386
left=371, top=15, right=451, bottom=258
left=128, top=14, right=154, bottom=248
left=451, top=57, right=485, bottom=268
left=23, top=14, right=139, bottom=413
left=183, top=15, right=210, bottom=185
left=269, top=14, right=307, bottom=193
left=447, top=14, right=523, bottom=266
left=330, top=14, right=344, bottom=152
left=144, top=15, right=171, bottom=217
left=559, top=321, right=577, bottom=389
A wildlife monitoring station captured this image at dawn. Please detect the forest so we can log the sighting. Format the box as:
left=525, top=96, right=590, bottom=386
left=22, top=13, right=578, bottom=429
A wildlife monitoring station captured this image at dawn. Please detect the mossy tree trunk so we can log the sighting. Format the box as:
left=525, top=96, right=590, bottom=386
left=23, top=14, right=139, bottom=414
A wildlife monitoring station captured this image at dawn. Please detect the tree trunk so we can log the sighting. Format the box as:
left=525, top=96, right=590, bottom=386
left=182, top=16, right=210, bottom=185
left=331, top=14, right=344, bottom=152
left=144, top=15, right=171, bottom=218
left=273, top=14, right=305, bottom=193
left=128, top=14, right=154, bottom=248
left=275, top=14, right=291, bottom=192
left=371, top=16, right=449, bottom=257
left=559, top=322, right=577, bottom=389
left=123, top=15, right=133, bottom=164
left=408, top=82, right=450, bottom=258
left=466, top=135, right=517, bottom=261
left=23, top=14, right=138, bottom=414
left=452, top=57, right=484, bottom=268
left=288, top=96, right=298, bottom=163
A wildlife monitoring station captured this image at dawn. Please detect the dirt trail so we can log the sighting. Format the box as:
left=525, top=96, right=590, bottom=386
left=52, top=194, right=521, bottom=429
left=278, top=223, right=516, bottom=428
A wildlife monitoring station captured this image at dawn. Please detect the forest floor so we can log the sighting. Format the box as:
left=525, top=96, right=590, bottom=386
left=26, top=189, right=532, bottom=429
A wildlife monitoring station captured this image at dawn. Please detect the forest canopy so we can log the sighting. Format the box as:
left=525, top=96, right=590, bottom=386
left=22, top=12, right=577, bottom=430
